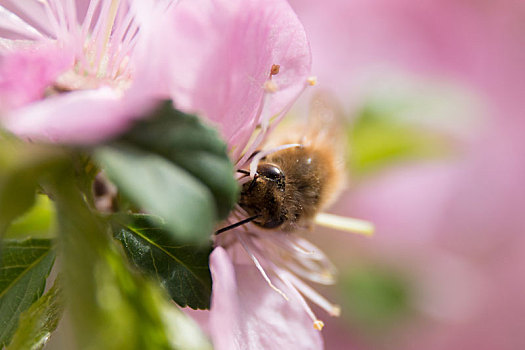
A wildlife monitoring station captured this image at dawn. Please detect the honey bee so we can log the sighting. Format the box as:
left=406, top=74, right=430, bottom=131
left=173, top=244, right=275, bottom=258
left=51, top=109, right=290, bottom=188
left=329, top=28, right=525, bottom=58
left=237, top=93, right=346, bottom=232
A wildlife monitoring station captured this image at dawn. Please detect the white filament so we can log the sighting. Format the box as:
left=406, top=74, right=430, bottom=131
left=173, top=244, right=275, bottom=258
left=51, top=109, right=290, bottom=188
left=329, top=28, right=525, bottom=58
left=249, top=143, right=301, bottom=177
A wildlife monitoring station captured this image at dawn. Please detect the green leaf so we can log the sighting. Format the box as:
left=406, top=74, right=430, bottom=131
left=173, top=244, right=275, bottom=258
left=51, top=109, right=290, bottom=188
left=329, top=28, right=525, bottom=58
left=4, top=195, right=56, bottom=239
left=96, top=145, right=216, bottom=242
left=120, top=102, right=238, bottom=221
left=349, top=105, right=453, bottom=176
left=52, top=174, right=210, bottom=350
left=341, top=266, right=411, bottom=333
left=7, top=278, right=63, bottom=350
left=115, top=215, right=212, bottom=309
left=0, top=238, right=55, bottom=348
left=0, top=136, right=67, bottom=234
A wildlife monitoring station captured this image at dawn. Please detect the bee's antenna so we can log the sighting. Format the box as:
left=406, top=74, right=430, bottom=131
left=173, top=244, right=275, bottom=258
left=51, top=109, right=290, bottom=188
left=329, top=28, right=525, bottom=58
left=215, top=215, right=260, bottom=235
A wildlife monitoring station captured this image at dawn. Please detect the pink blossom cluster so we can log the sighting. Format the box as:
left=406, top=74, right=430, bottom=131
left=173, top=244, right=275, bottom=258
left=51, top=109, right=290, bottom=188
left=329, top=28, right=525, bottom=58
left=0, top=0, right=331, bottom=349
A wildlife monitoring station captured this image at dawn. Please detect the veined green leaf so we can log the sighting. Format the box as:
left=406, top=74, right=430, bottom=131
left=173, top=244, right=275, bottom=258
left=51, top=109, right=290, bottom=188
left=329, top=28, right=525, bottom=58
left=0, top=136, right=68, bottom=234
left=4, top=195, right=56, bottom=239
left=96, top=102, right=239, bottom=243
left=96, top=145, right=216, bottom=243
left=120, top=102, right=238, bottom=220
left=115, top=215, right=212, bottom=309
left=53, top=175, right=210, bottom=350
left=7, top=278, right=63, bottom=350
left=0, top=239, right=55, bottom=348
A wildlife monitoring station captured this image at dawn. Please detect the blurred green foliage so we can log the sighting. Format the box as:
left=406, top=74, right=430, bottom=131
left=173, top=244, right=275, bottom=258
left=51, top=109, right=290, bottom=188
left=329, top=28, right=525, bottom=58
left=97, top=102, right=239, bottom=244
left=341, top=266, right=412, bottom=333
left=349, top=102, right=454, bottom=177
left=0, top=103, right=236, bottom=349
left=49, top=147, right=212, bottom=350
left=4, top=195, right=56, bottom=239
left=0, top=135, right=67, bottom=235
left=115, top=214, right=213, bottom=309
left=0, top=238, right=56, bottom=348
left=7, top=278, right=63, bottom=350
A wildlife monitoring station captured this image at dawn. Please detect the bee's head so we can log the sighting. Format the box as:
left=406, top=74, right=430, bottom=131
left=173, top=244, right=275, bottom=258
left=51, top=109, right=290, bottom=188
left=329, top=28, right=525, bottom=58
left=239, top=163, right=287, bottom=229
left=256, top=163, right=286, bottom=191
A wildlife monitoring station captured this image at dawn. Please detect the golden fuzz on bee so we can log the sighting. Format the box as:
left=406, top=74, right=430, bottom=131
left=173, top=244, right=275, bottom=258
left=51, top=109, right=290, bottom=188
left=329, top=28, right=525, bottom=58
left=239, top=93, right=346, bottom=231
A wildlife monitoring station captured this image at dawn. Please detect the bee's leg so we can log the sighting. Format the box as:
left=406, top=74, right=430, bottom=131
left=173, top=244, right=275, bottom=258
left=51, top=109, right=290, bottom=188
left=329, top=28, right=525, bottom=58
left=247, top=150, right=261, bottom=161
left=248, top=173, right=259, bottom=191
left=237, top=169, right=258, bottom=190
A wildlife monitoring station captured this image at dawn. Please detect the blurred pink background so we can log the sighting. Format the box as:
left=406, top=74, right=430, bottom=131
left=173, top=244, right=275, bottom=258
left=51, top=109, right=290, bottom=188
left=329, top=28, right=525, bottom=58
left=288, top=0, right=525, bottom=349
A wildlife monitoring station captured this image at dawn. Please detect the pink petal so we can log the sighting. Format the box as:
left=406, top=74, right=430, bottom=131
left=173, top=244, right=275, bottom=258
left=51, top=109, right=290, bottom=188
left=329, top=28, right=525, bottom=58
left=290, top=0, right=525, bottom=113
left=0, top=42, right=74, bottom=111
left=209, top=247, right=323, bottom=350
left=3, top=87, right=156, bottom=144
left=134, top=0, right=311, bottom=151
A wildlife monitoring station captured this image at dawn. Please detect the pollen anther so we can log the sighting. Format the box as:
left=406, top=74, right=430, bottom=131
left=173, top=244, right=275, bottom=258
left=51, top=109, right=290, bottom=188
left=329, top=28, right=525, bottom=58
left=264, top=80, right=278, bottom=93
left=270, top=64, right=280, bottom=76
left=307, top=76, right=318, bottom=86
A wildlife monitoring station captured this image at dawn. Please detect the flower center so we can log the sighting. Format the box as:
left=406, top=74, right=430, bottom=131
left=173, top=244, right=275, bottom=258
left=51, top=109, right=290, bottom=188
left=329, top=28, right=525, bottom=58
left=49, top=0, right=136, bottom=93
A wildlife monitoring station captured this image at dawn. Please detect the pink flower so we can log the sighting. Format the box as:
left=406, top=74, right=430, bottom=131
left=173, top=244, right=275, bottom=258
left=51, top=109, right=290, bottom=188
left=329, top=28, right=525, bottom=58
left=0, top=0, right=159, bottom=142
left=148, top=1, right=342, bottom=348
left=133, top=0, right=312, bottom=159
left=0, top=0, right=311, bottom=147
left=2, top=1, right=339, bottom=348
left=286, top=0, right=525, bottom=349
left=207, top=247, right=324, bottom=350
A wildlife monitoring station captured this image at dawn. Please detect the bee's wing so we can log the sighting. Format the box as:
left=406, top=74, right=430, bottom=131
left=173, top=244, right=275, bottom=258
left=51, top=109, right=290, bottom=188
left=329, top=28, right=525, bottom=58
left=304, top=91, right=346, bottom=154
left=263, top=90, right=346, bottom=158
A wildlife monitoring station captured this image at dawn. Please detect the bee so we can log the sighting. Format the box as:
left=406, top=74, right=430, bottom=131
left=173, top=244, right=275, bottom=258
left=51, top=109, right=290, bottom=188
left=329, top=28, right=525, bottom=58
left=237, top=93, right=346, bottom=232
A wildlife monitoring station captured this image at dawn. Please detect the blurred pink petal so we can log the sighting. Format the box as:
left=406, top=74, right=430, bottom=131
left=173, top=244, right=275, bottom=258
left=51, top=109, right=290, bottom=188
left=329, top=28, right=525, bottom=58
left=290, top=0, right=525, bottom=116
left=0, top=42, right=74, bottom=111
left=287, top=0, right=525, bottom=349
left=1, top=0, right=312, bottom=148
left=208, top=247, right=323, bottom=350
left=340, top=163, right=459, bottom=249
left=2, top=87, right=155, bottom=143
left=135, top=0, right=312, bottom=157
left=0, top=0, right=146, bottom=143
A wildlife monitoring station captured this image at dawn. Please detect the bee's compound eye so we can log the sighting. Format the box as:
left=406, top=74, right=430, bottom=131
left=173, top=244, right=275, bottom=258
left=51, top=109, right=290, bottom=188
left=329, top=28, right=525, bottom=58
left=257, top=163, right=285, bottom=182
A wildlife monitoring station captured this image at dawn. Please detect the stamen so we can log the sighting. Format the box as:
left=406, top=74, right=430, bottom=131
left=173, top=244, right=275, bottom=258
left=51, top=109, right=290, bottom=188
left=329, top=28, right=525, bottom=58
left=284, top=271, right=341, bottom=317
left=284, top=258, right=336, bottom=285
left=313, top=320, right=324, bottom=330
left=307, top=76, right=317, bottom=86
left=257, top=233, right=337, bottom=284
left=263, top=80, right=278, bottom=93
left=235, top=126, right=267, bottom=168
left=81, top=0, right=100, bottom=41
left=64, top=0, right=77, bottom=33
left=315, top=212, right=375, bottom=237
left=109, top=12, right=138, bottom=77
left=50, top=0, right=67, bottom=35
left=8, top=2, right=53, bottom=37
left=230, top=86, right=269, bottom=162
left=235, top=232, right=289, bottom=301
left=237, top=175, right=252, bottom=186
left=270, top=64, right=280, bottom=76
left=276, top=269, right=324, bottom=331
left=0, top=5, right=45, bottom=39
left=266, top=232, right=316, bottom=255
left=96, top=0, right=121, bottom=76
left=249, top=143, right=301, bottom=177
left=39, top=1, right=61, bottom=38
